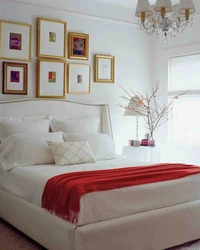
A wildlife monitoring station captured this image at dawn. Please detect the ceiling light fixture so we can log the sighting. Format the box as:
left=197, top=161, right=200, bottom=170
left=135, top=0, right=196, bottom=44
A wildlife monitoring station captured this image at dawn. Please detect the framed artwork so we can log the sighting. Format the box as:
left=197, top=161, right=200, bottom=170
left=0, top=21, right=32, bottom=61
left=37, top=18, right=67, bottom=59
left=94, top=54, right=115, bottom=83
left=68, top=32, right=89, bottom=60
left=37, top=59, right=67, bottom=98
left=2, top=62, right=28, bottom=95
left=68, top=63, right=91, bottom=94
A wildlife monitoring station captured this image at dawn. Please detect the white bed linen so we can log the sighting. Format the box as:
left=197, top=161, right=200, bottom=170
left=1, top=158, right=200, bottom=226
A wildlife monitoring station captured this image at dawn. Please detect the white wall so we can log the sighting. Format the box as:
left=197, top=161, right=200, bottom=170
left=11, top=0, right=138, bottom=24
left=151, top=15, right=200, bottom=163
left=0, top=0, right=153, bottom=153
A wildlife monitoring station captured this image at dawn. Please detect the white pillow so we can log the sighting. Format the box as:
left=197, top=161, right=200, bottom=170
left=50, top=116, right=100, bottom=133
left=0, top=132, right=63, bottom=171
left=63, top=133, right=116, bottom=161
left=0, top=119, right=50, bottom=142
left=47, top=141, right=96, bottom=166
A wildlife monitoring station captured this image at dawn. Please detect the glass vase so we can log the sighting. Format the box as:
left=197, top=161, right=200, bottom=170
left=148, top=134, right=155, bottom=147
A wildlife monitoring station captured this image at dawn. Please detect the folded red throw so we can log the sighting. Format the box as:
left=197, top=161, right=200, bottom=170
left=41, top=163, right=200, bottom=224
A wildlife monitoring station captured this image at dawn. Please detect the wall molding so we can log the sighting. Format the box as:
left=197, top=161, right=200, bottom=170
left=6, top=0, right=138, bottom=25
left=6, top=0, right=200, bottom=27
left=165, top=41, right=200, bottom=51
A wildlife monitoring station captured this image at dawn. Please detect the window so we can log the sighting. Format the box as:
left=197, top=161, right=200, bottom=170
left=169, top=53, right=200, bottom=145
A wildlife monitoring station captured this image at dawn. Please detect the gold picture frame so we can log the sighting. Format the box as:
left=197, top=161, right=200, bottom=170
left=68, top=63, right=91, bottom=94
left=68, top=32, right=89, bottom=60
left=94, top=54, right=115, bottom=83
left=37, top=18, right=67, bottom=59
left=3, top=62, right=28, bottom=95
left=0, top=20, right=32, bottom=61
left=37, top=58, right=67, bottom=98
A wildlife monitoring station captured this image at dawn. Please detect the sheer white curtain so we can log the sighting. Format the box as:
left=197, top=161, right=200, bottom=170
left=169, top=53, right=200, bottom=94
left=166, top=53, right=200, bottom=164
left=169, top=96, right=200, bottom=144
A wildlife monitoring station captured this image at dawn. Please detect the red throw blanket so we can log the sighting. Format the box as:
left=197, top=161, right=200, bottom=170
left=41, top=163, right=200, bottom=224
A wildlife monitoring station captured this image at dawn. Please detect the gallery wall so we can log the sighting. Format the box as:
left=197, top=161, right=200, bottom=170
left=0, top=0, right=153, bottom=153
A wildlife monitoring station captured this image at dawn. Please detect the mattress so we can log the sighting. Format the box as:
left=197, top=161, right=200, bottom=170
left=1, top=158, right=200, bottom=226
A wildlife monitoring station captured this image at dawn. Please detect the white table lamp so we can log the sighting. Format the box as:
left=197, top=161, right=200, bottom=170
left=124, top=99, right=142, bottom=142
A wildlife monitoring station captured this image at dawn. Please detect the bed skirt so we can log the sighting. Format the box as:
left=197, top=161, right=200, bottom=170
left=1, top=188, right=200, bottom=250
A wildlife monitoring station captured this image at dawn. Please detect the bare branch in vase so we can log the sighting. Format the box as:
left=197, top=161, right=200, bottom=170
left=120, top=81, right=188, bottom=140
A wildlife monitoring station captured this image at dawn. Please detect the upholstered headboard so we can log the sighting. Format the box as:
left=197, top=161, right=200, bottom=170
left=0, top=99, right=113, bottom=137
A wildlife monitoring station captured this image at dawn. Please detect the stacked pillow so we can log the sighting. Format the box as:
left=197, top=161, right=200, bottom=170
left=0, top=120, right=50, bottom=142
left=0, top=132, right=64, bottom=170
left=0, top=116, right=56, bottom=170
left=0, top=116, right=49, bottom=142
left=49, top=116, right=116, bottom=163
left=62, top=133, right=116, bottom=161
left=49, top=116, right=100, bottom=133
left=0, top=114, right=116, bottom=169
left=47, top=133, right=117, bottom=167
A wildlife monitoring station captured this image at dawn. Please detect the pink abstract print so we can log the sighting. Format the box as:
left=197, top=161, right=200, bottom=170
left=77, top=75, right=82, bottom=84
left=73, top=37, right=85, bottom=56
left=10, top=71, right=20, bottom=83
left=10, top=33, right=22, bottom=50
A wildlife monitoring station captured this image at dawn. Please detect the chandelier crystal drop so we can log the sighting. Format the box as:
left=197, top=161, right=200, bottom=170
left=135, top=0, right=196, bottom=44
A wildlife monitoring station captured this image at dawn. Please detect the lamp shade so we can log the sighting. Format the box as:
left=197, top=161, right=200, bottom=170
left=124, top=98, right=143, bottom=117
left=154, top=0, right=173, bottom=13
left=178, top=0, right=196, bottom=15
left=135, top=0, right=154, bottom=18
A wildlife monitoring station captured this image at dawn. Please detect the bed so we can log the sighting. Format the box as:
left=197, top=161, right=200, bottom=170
left=1, top=99, right=200, bottom=250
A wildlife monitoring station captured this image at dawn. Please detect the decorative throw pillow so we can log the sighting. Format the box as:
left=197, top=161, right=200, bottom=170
left=63, top=133, right=117, bottom=161
left=50, top=116, right=100, bottom=133
left=47, top=141, right=96, bottom=166
left=0, top=132, right=63, bottom=171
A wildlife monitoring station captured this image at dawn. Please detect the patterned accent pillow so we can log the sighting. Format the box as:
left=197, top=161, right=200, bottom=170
left=47, top=141, right=96, bottom=166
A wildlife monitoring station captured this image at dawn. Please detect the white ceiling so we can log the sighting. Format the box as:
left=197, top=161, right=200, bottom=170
left=86, top=0, right=200, bottom=12
left=10, top=0, right=200, bottom=12
left=86, top=0, right=180, bottom=9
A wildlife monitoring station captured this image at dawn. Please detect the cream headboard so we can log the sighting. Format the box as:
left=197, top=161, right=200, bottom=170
left=0, top=99, right=113, bottom=137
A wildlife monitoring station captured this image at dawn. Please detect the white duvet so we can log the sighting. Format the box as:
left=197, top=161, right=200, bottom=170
left=1, top=158, right=200, bottom=226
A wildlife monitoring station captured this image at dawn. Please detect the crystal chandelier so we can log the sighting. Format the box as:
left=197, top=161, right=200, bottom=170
left=135, top=0, right=196, bottom=44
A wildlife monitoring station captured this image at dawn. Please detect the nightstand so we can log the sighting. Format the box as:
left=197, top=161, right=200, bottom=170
left=122, top=146, right=160, bottom=163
